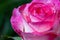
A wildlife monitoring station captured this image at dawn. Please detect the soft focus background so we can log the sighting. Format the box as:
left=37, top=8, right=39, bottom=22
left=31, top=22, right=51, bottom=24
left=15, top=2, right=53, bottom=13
left=0, top=0, right=31, bottom=40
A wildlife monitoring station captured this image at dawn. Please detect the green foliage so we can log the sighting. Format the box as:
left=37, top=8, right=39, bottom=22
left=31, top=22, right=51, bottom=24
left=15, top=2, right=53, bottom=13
left=0, top=0, right=31, bottom=40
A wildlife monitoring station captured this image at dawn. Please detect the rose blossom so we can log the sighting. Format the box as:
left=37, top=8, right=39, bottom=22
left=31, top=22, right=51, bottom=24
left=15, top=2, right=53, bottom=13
left=10, top=0, right=60, bottom=40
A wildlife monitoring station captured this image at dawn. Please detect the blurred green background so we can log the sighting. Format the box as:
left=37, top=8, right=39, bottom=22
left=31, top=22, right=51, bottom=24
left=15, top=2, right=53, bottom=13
left=0, top=0, right=31, bottom=40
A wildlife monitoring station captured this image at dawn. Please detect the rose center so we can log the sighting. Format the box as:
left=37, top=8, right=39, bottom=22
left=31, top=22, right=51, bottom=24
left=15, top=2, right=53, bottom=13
left=29, top=3, right=54, bottom=20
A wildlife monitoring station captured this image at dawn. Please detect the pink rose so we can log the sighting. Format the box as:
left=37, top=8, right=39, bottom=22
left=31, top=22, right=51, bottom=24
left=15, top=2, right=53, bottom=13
left=10, top=0, right=60, bottom=40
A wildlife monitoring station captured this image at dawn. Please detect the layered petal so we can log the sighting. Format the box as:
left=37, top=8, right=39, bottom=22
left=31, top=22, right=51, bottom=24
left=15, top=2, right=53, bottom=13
left=10, top=8, right=34, bottom=34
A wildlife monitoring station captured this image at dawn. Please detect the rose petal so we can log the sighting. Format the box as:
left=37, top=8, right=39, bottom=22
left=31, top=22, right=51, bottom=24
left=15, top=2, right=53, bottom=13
left=10, top=8, right=34, bottom=34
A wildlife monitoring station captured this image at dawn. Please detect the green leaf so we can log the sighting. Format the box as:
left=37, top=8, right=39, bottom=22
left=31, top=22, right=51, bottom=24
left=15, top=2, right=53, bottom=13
left=12, top=37, right=21, bottom=40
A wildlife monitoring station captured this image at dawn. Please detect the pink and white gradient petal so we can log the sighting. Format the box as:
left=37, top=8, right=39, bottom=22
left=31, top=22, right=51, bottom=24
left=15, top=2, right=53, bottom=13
left=10, top=8, right=34, bottom=34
